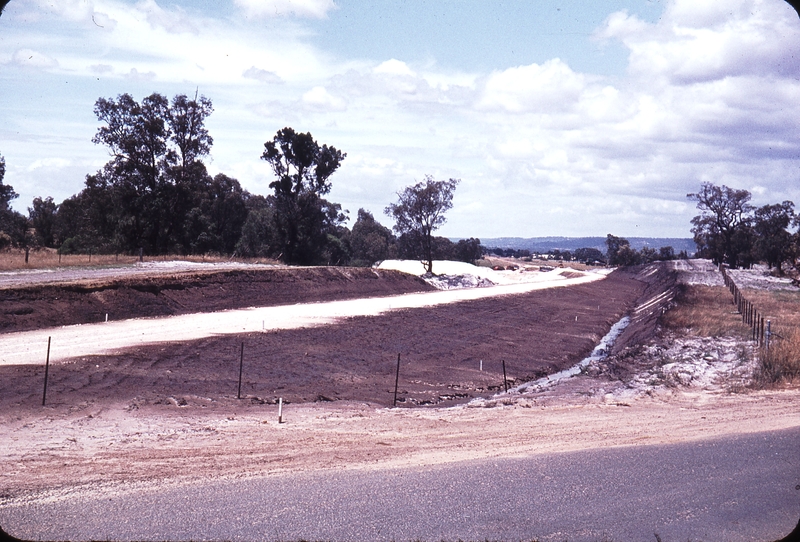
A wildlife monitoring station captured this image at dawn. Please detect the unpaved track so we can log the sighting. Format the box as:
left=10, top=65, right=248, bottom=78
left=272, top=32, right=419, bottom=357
left=0, top=272, right=603, bottom=366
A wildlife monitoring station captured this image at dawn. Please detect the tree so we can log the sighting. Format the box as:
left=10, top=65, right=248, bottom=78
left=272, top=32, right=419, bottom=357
left=455, top=237, right=482, bottom=264
left=687, top=183, right=754, bottom=268
left=753, top=201, right=794, bottom=274
left=29, top=196, right=58, bottom=247
left=235, top=197, right=278, bottom=258
left=349, top=208, right=394, bottom=266
left=181, top=173, right=250, bottom=255
left=0, top=153, right=29, bottom=250
left=385, top=175, right=460, bottom=274
left=90, top=92, right=216, bottom=254
left=261, top=127, right=347, bottom=264
left=658, top=246, right=676, bottom=261
left=605, top=234, right=640, bottom=266
left=574, top=247, right=604, bottom=264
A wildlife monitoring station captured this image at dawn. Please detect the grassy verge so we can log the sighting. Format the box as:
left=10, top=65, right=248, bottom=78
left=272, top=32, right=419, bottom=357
left=741, top=287, right=800, bottom=385
left=661, top=284, right=750, bottom=338
left=662, top=283, right=800, bottom=386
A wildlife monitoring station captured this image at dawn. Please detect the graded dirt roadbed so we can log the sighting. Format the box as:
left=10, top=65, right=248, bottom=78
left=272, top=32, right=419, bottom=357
left=0, top=268, right=639, bottom=408
left=0, top=265, right=434, bottom=333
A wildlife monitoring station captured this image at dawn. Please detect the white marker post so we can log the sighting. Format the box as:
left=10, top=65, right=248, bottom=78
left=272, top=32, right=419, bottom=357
left=278, top=397, right=283, bottom=424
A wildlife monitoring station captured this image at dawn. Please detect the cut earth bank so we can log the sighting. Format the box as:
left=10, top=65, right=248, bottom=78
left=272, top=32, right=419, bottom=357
left=0, top=260, right=797, bottom=507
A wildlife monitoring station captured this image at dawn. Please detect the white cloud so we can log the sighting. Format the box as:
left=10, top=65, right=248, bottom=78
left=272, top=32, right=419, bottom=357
left=301, top=86, right=347, bottom=111
left=20, top=0, right=117, bottom=29
left=27, top=157, right=71, bottom=172
left=374, top=59, right=415, bottom=77
left=478, top=59, right=588, bottom=113
left=90, top=63, right=113, bottom=73
left=599, top=0, right=800, bottom=83
left=125, top=67, right=156, bottom=81
left=243, top=66, right=284, bottom=84
left=136, top=0, right=197, bottom=34
left=27, top=0, right=97, bottom=22
left=233, top=0, right=336, bottom=19
left=11, top=48, right=58, bottom=69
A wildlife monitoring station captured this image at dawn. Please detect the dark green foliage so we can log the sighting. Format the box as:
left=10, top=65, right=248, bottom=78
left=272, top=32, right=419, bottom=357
left=455, top=237, right=482, bottom=264
left=658, top=246, right=675, bottom=261
left=349, top=208, right=394, bottom=266
left=0, top=153, right=31, bottom=249
left=688, top=182, right=754, bottom=268
left=28, top=196, right=58, bottom=247
left=53, top=92, right=250, bottom=256
left=261, top=127, right=347, bottom=265
left=605, top=235, right=681, bottom=267
left=431, top=236, right=455, bottom=260
left=235, top=197, right=277, bottom=258
left=573, top=247, right=604, bottom=263
left=753, top=201, right=794, bottom=273
left=606, top=234, right=640, bottom=266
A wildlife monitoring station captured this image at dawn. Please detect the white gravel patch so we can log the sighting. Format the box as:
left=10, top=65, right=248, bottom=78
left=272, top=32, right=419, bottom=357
left=377, top=259, right=599, bottom=289
left=727, top=265, right=797, bottom=291
left=619, top=334, right=758, bottom=397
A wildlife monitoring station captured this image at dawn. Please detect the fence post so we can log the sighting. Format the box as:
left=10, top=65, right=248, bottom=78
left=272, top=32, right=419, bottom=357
left=502, top=360, right=508, bottom=393
left=766, top=320, right=772, bottom=351
left=237, top=342, right=244, bottom=399
left=42, top=337, right=51, bottom=406
left=393, top=353, right=401, bottom=407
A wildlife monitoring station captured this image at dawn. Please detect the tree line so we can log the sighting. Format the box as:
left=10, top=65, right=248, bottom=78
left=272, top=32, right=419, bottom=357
left=5, top=92, right=795, bottom=273
left=603, top=182, right=800, bottom=272
left=687, top=183, right=798, bottom=273
left=0, top=92, right=477, bottom=268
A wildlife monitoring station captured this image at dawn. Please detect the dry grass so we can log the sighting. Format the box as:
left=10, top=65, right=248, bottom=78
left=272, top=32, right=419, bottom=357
left=754, top=329, right=800, bottom=385
left=740, top=287, right=800, bottom=386
left=661, top=284, right=750, bottom=338
left=0, top=248, right=281, bottom=271
left=663, top=284, right=800, bottom=386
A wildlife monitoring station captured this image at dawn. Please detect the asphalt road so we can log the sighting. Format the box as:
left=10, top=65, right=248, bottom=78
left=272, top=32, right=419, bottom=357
left=2, top=427, right=799, bottom=542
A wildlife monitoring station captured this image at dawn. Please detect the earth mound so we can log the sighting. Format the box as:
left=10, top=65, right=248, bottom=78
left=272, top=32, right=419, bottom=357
left=0, top=266, right=433, bottom=333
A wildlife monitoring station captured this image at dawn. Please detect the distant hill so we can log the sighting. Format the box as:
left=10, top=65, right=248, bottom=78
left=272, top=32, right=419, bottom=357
left=470, top=236, right=697, bottom=255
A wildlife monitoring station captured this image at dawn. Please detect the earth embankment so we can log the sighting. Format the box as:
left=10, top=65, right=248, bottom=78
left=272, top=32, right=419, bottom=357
left=0, top=266, right=433, bottom=333
left=0, top=266, right=656, bottom=410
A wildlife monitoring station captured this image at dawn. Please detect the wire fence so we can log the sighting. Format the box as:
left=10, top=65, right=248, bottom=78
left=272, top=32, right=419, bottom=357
left=719, top=264, right=773, bottom=349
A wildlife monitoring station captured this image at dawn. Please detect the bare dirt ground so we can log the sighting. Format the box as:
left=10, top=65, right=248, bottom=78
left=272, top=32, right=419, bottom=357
left=0, top=260, right=798, bottom=511
left=0, top=265, right=433, bottom=333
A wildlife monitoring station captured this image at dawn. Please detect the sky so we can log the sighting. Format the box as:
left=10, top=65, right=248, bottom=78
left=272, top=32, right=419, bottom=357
left=1, top=0, right=800, bottom=240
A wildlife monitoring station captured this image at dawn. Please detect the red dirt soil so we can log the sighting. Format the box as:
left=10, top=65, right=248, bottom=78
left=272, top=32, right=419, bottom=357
left=0, top=267, right=665, bottom=411
left=0, top=267, right=433, bottom=333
